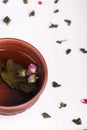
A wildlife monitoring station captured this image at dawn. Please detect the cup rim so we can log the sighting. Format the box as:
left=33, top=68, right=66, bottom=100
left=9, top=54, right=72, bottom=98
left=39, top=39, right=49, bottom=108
left=0, top=38, right=48, bottom=110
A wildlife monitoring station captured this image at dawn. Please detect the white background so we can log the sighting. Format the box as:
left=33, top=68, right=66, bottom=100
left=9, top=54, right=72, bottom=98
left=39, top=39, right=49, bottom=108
left=0, top=0, right=87, bottom=130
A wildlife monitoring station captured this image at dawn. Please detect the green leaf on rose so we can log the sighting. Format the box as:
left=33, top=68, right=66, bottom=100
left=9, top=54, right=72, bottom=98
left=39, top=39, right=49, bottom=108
left=6, top=59, right=25, bottom=73
left=0, top=59, right=39, bottom=93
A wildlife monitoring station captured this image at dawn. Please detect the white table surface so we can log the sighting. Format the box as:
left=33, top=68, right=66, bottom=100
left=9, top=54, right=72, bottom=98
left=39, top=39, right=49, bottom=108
left=0, top=0, right=87, bottom=130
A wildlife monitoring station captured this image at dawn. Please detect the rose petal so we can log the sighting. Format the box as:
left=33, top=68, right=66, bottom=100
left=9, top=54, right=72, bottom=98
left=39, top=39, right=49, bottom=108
left=81, top=99, right=87, bottom=104
left=28, top=74, right=39, bottom=83
left=28, top=64, right=37, bottom=73
left=28, top=74, right=36, bottom=83
left=38, top=1, right=42, bottom=5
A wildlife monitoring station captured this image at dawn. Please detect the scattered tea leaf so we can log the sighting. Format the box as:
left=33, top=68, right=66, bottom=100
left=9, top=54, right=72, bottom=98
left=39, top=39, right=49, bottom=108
left=66, top=49, right=71, bottom=54
left=59, top=102, right=67, bottom=108
left=64, top=19, right=71, bottom=26
left=80, top=48, right=87, bottom=54
left=54, top=0, right=59, bottom=4
left=3, top=0, right=8, bottom=3
left=72, top=118, right=82, bottom=125
left=54, top=9, right=59, bottom=13
left=29, top=11, right=35, bottom=17
left=3, top=16, right=11, bottom=25
left=23, top=0, right=28, bottom=4
left=42, top=112, right=51, bottom=118
left=56, top=39, right=67, bottom=44
left=52, top=81, right=61, bottom=87
left=49, top=23, right=58, bottom=28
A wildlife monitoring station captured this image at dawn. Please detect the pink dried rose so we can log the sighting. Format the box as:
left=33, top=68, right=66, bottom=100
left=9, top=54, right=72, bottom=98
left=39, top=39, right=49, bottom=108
left=17, top=63, right=39, bottom=83
left=81, top=99, right=87, bottom=104
left=28, top=74, right=39, bottom=83
left=28, top=63, right=37, bottom=73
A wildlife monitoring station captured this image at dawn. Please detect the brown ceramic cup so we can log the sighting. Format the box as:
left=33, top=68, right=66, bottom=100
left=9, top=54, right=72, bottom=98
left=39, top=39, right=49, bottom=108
left=0, top=38, right=48, bottom=115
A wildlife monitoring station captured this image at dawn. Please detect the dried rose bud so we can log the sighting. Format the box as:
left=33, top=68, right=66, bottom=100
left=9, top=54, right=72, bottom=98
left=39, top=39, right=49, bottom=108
left=28, top=74, right=39, bottom=83
left=28, top=64, right=37, bottom=73
left=81, top=99, right=87, bottom=104
left=17, top=69, right=26, bottom=77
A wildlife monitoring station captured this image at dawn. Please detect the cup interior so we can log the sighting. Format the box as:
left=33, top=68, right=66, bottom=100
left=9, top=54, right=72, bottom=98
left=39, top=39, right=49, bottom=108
left=0, top=38, right=47, bottom=107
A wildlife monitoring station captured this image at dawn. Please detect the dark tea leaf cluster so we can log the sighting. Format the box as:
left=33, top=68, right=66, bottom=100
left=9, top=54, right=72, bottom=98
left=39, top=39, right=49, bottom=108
left=42, top=112, right=51, bottom=118
left=54, top=0, right=59, bottom=4
left=49, top=23, right=58, bottom=28
left=23, top=0, right=28, bottom=4
left=72, top=118, right=82, bottom=125
left=80, top=48, right=87, bottom=54
left=0, top=59, right=40, bottom=93
left=3, top=16, right=11, bottom=25
left=3, top=0, right=8, bottom=3
left=59, top=102, right=67, bottom=108
left=64, top=19, right=71, bottom=26
left=66, top=49, right=71, bottom=54
left=29, top=11, right=35, bottom=17
left=52, top=81, right=61, bottom=87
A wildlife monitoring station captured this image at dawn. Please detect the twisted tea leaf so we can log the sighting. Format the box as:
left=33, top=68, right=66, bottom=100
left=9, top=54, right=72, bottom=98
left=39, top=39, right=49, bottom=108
left=59, top=102, right=67, bottom=108
left=42, top=112, right=51, bottom=118
left=49, top=23, right=58, bottom=28
left=72, top=118, right=82, bottom=125
left=6, top=59, right=14, bottom=72
left=3, top=16, right=11, bottom=25
left=29, top=11, right=35, bottom=16
left=52, top=81, right=61, bottom=87
left=23, top=0, right=28, bottom=4
left=3, top=0, right=8, bottom=3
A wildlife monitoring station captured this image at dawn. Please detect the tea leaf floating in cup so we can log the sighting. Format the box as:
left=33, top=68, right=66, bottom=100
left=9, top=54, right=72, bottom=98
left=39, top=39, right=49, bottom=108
left=0, top=59, right=40, bottom=93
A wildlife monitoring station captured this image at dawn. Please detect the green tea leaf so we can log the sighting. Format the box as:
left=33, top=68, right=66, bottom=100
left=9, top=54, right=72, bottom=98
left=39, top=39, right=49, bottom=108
left=6, top=59, right=25, bottom=73
left=72, top=118, right=82, bottom=125
left=0, top=59, right=38, bottom=93
left=1, top=72, right=37, bottom=93
left=14, top=63, right=25, bottom=72
left=6, top=59, right=15, bottom=72
left=1, top=72, right=26, bottom=88
left=3, top=0, right=8, bottom=4
left=1, top=72, right=16, bottom=88
left=52, top=81, right=61, bottom=87
left=59, top=102, right=67, bottom=108
left=42, top=112, right=51, bottom=118
left=23, top=0, right=28, bottom=4
left=3, top=16, right=11, bottom=25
